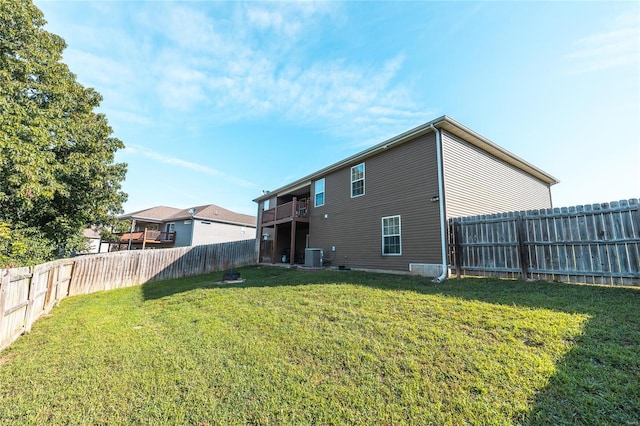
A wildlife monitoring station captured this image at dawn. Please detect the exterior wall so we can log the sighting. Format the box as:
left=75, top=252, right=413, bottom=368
left=172, top=220, right=194, bottom=247
left=191, top=220, right=255, bottom=246
left=309, top=132, right=442, bottom=271
left=441, top=130, right=553, bottom=219
left=79, top=238, right=111, bottom=254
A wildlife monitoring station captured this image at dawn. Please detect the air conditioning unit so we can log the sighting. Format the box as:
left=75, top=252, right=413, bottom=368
left=304, top=248, right=323, bottom=267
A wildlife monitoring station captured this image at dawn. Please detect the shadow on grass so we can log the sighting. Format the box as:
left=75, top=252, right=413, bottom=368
left=141, top=265, right=640, bottom=424
left=140, top=265, right=362, bottom=301
left=421, top=278, right=640, bottom=424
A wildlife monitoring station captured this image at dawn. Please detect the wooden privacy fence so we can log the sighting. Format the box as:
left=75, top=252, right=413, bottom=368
left=0, top=239, right=256, bottom=352
left=0, top=259, right=74, bottom=352
left=68, top=238, right=256, bottom=296
left=448, top=199, right=640, bottom=286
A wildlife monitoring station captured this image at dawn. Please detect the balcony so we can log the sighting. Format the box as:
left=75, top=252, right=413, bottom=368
left=116, top=230, right=176, bottom=245
left=261, top=198, right=309, bottom=225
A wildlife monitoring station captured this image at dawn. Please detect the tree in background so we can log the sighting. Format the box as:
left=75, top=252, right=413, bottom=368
left=0, top=0, right=127, bottom=266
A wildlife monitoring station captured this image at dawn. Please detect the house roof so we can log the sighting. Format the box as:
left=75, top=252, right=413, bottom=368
left=120, top=204, right=256, bottom=227
left=119, top=206, right=183, bottom=223
left=82, top=227, right=102, bottom=239
left=166, top=204, right=257, bottom=227
left=253, top=115, right=559, bottom=203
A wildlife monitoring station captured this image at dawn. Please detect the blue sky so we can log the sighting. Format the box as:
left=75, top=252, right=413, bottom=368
left=35, top=1, right=639, bottom=216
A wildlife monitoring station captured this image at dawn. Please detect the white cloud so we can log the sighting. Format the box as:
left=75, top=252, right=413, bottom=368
left=62, top=48, right=135, bottom=87
left=567, top=9, right=640, bottom=74
left=139, top=2, right=425, bottom=139
left=244, top=1, right=336, bottom=38
left=124, top=145, right=257, bottom=189
left=162, top=5, right=229, bottom=54
left=102, top=109, right=155, bottom=127
left=156, top=64, right=209, bottom=109
left=43, top=1, right=429, bottom=143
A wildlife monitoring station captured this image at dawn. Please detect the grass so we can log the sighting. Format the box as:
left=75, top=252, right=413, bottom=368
left=0, top=266, right=638, bottom=425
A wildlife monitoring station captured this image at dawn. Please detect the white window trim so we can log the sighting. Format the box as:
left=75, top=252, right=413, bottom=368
left=350, top=163, right=365, bottom=198
left=381, top=215, right=402, bottom=256
left=315, top=178, right=325, bottom=207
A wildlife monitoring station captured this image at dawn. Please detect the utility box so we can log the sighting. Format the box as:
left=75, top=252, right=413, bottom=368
left=305, top=248, right=323, bottom=267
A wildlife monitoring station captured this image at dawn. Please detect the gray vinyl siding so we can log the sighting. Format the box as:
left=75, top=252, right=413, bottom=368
left=172, top=220, right=194, bottom=247
left=309, top=133, right=442, bottom=271
left=441, top=130, right=552, bottom=219
left=192, top=220, right=255, bottom=246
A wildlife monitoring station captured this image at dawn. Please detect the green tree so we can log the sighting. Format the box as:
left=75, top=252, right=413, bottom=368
left=0, top=0, right=127, bottom=266
left=0, top=220, right=55, bottom=267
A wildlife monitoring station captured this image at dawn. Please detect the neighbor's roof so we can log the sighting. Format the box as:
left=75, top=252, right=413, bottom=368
left=119, top=206, right=183, bottom=223
left=253, top=115, right=559, bottom=203
left=166, top=204, right=257, bottom=227
left=82, top=227, right=102, bottom=239
left=120, top=204, right=256, bottom=227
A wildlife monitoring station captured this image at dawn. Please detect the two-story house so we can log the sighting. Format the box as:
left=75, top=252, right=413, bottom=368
left=253, top=115, right=558, bottom=279
left=117, top=204, right=256, bottom=250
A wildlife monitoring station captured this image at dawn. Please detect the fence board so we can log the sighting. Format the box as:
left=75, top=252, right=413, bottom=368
left=67, top=239, right=256, bottom=296
left=450, top=199, right=640, bottom=286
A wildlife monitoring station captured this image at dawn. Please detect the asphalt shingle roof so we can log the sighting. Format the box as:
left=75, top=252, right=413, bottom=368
left=121, top=204, right=256, bottom=227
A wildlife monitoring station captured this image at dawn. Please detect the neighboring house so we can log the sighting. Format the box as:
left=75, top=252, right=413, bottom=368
left=77, top=227, right=112, bottom=254
left=116, top=204, right=256, bottom=250
left=253, top=115, right=558, bottom=277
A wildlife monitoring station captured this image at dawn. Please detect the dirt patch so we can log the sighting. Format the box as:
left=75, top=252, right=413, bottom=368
left=0, top=354, right=14, bottom=366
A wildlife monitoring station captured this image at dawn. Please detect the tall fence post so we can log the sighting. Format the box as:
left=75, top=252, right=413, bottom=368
left=24, top=267, right=37, bottom=333
left=453, top=220, right=463, bottom=278
left=0, top=271, right=8, bottom=338
left=516, top=214, right=529, bottom=279
left=44, top=264, right=56, bottom=310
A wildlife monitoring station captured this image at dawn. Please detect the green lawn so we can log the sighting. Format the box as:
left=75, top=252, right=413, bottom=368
left=0, top=266, right=638, bottom=425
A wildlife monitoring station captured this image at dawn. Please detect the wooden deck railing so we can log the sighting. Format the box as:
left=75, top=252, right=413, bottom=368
left=262, top=198, right=309, bottom=224
left=117, top=230, right=176, bottom=244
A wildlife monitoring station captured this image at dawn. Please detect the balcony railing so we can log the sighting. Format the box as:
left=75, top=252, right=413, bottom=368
left=262, top=198, right=309, bottom=224
left=116, top=230, right=176, bottom=244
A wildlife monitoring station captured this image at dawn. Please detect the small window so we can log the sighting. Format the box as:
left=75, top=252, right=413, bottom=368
left=166, top=223, right=175, bottom=233
left=351, top=163, right=365, bottom=197
left=382, top=215, right=401, bottom=255
left=315, top=178, right=325, bottom=207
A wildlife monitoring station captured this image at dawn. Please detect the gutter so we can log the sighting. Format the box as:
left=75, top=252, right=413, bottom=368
left=118, top=215, right=164, bottom=223
left=170, top=216, right=257, bottom=228
left=430, top=124, right=448, bottom=283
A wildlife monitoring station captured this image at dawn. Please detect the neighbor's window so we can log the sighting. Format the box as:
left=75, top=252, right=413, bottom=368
left=351, top=163, right=365, bottom=197
left=315, top=178, right=325, bottom=207
left=382, top=215, right=401, bottom=255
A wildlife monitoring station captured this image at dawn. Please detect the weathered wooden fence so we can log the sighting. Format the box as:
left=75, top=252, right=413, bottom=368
left=0, top=239, right=256, bottom=352
left=448, top=199, right=640, bottom=286
left=0, top=259, right=74, bottom=352
left=68, top=238, right=256, bottom=295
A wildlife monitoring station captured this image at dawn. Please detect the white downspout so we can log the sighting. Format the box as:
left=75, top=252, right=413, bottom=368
left=430, top=124, right=448, bottom=283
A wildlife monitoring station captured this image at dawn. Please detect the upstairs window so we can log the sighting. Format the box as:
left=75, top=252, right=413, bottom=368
left=351, top=163, right=365, bottom=198
left=315, top=178, right=325, bottom=207
left=382, top=215, right=401, bottom=255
